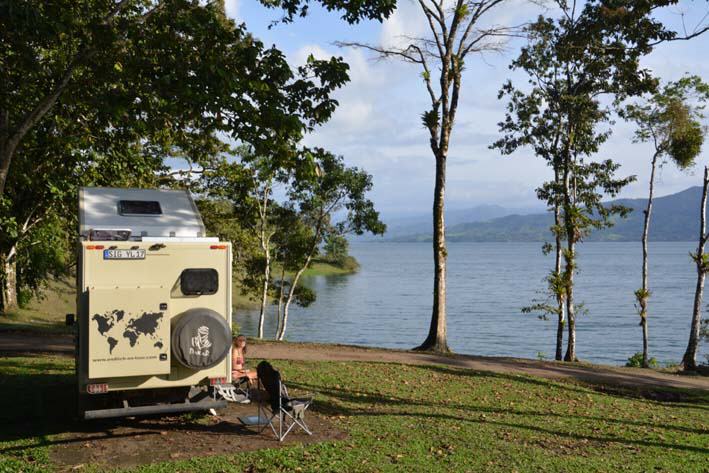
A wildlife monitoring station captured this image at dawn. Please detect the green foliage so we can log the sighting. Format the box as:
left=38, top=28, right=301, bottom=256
left=623, top=75, right=709, bottom=171
left=626, top=352, right=658, bottom=368
left=198, top=147, right=383, bottom=326
left=421, top=109, right=440, bottom=130
left=492, top=2, right=668, bottom=358
left=634, top=287, right=651, bottom=318
left=322, top=233, right=350, bottom=265
left=1, top=0, right=353, bottom=310
left=690, top=251, right=709, bottom=273
left=260, top=0, right=396, bottom=24
left=521, top=270, right=565, bottom=321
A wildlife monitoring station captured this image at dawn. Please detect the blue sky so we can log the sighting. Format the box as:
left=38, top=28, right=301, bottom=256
left=225, top=1, right=709, bottom=217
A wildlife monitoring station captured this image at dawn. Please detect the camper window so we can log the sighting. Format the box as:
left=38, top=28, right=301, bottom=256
left=181, top=269, right=219, bottom=295
left=118, top=200, right=162, bottom=216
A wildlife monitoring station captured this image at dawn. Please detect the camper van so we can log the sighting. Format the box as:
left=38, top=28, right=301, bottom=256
left=74, top=187, right=233, bottom=419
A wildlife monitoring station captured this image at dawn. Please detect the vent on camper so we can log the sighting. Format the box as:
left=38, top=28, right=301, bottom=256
left=118, top=200, right=162, bottom=216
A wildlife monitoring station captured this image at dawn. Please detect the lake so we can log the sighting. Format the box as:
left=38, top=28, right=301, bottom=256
left=235, top=241, right=708, bottom=366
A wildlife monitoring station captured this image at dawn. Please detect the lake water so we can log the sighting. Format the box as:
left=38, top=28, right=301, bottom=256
left=235, top=242, right=708, bottom=366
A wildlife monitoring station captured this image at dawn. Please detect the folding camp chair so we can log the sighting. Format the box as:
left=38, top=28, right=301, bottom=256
left=213, top=375, right=251, bottom=403
left=256, top=361, right=313, bottom=441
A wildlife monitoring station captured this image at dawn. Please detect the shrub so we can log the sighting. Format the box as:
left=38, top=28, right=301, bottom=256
left=626, top=352, right=658, bottom=368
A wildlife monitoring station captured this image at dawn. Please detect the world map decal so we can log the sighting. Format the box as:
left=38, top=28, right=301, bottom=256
left=92, top=310, right=164, bottom=354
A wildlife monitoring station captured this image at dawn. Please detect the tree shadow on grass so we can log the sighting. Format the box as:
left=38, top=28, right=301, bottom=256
left=313, top=395, right=709, bottom=456
left=418, top=363, right=709, bottom=409
left=0, top=367, right=258, bottom=450
left=287, top=365, right=709, bottom=440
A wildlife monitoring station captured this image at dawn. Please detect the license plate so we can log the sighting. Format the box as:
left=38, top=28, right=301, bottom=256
left=103, top=249, right=146, bottom=260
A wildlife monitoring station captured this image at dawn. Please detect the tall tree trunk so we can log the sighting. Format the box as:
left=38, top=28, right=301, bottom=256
left=638, top=151, right=659, bottom=368
left=563, top=237, right=576, bottom=362
left=415, top=154, right=449, bottom=352
left=275, top=266, right=286, bottom=339
left=683, top=166, right=709, bottom=370
left=276, top=258, right=311, bottom=341
left=0, top=142, right=14, bottom=197
left=553, top=200, right=565, bottom=361
left=1, top=251, right=18, bottom=313
left=562, top=155, right=577, bottom=362
left=257, top=232, right=271, bottom=339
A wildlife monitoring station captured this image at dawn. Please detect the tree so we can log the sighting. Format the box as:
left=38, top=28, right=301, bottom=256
left=339, top=0, right=519, bottom=353
left=199, top=149, right=295, bottom=339
left=623, top=76, right=708, bottom=368
left=0, top=101, right=170, bottom=311
left=323, top=233, right=350, bottom=266
left=492, top=1, right=681, bottom=361
left=685, top=166, right=709, bottom=370
left=1, top=0, right=351, bottom=313
left=275, top=149, right=385, bottom=340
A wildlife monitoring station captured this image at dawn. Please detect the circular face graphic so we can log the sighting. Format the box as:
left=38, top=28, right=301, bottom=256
left=171, top=308, right=231, bottom=370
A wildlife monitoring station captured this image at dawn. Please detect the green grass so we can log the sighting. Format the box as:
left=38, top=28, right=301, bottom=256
left=302, top=261, right=357, bottom=277
left=1, top=354, right=708, bottom=472
left=0, top=279, right=75, bottom=334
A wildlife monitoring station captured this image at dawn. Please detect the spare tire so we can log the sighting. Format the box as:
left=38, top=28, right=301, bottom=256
left=171, top=308, right=231, bottom=370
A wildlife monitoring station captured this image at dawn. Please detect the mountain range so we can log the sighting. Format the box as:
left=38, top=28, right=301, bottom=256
left=388, top=186, right=703, bottom=242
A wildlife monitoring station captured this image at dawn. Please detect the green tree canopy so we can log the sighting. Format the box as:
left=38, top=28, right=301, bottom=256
left=0, top=0, right=352, bottom=311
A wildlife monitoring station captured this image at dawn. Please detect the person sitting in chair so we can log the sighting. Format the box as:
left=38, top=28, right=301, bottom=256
left=232, top=335, right=257, bottom=386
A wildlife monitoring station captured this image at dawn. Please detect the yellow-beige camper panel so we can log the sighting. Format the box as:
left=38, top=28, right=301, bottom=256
left=88, top=287, right=171, bottom=379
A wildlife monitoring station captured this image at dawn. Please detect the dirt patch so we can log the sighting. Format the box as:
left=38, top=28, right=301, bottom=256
left=249, top=341, right=709, bottom=392
left=49, top=402, right=346, bottom=471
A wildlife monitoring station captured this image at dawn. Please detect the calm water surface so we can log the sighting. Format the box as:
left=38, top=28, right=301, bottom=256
left=235, top=242, right=707, bottom=366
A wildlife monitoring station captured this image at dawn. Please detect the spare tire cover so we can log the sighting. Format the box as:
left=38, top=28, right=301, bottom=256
left=171, top=308, right=231, bottom=370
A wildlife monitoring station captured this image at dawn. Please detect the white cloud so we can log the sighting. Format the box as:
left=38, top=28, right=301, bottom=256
left=241, top=1, right=709, bottom=215
left=224, top=0, right=239, bottom=20
left=379, top=0, right=428, bottom=49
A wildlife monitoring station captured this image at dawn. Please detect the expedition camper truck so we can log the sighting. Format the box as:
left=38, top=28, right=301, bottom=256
left=74, top=187, right=233, bottom=419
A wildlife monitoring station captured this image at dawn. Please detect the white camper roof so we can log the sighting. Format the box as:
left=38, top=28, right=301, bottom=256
left=79, top=187, right=206, bottom=239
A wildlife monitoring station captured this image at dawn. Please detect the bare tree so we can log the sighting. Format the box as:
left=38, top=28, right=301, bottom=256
left=339, top=0, right=519, bottom=352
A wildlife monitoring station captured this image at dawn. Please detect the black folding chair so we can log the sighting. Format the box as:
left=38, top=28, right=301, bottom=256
left=256, top=361, right=313, bottom=441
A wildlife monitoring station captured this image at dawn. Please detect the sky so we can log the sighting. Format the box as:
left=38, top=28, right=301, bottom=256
left=223, top=1, right=709, bottom=217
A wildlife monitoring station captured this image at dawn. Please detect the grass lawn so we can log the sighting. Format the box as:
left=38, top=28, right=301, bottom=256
left=0, top=279, right=75, bottom=334
left=302, top=261, right=357, bottom=277
left=1, top=354, right=707, bottom=472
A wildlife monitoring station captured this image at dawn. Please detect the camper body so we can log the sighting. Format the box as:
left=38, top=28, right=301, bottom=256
left=75, top=187, right=233, bottom=419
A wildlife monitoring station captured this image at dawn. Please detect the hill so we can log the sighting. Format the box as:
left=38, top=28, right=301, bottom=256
left=362, top=203, right=542, bottom=241
left=393, top=186, right=703, bottom=242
